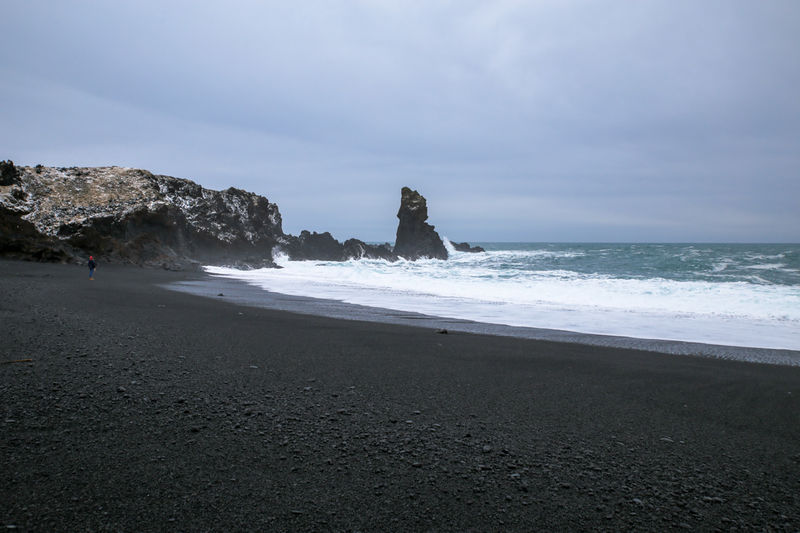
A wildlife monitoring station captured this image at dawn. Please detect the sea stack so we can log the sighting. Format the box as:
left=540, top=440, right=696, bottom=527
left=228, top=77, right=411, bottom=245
left=394, top=187, right=448, bottom=260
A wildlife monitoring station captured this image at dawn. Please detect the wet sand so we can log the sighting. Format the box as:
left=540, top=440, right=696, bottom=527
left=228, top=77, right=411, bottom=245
left=2, top=259, right=799, bottom=531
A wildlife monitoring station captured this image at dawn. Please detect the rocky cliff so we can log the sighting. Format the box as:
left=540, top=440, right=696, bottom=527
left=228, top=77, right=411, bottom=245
left=393, top=187, right=449, bottom=260
left=0, top=163, right=288, bottom=269
left=0, top=162, right=394, bottom=269
left=0, top=161, right=482, bottom=268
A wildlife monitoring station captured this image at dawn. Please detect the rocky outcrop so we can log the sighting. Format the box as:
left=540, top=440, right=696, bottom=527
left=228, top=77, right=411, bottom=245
left=0, top=204, right=74, bottom=262
left=451, top=241, right=485, bottom=253
left=393, top=187, right=448, bottom=260
left=0, top=165, right=284, bottom=269
left=282, top=231, right=395, bottom=262
left=0, top=160, right=19, bottom=186
left=1, top=164, right=482, bottom=269
left=343, top=239, right=396, bottom=261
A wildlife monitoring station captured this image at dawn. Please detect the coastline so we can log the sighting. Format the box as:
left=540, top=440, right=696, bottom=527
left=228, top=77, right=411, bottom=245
left=2, top=259, right=799, bottom=531
left=171, top=272, right=800, bottom=367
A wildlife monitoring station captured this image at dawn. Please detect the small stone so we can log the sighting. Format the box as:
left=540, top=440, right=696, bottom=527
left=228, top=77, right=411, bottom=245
left=482, top=445, right=492, bottom=453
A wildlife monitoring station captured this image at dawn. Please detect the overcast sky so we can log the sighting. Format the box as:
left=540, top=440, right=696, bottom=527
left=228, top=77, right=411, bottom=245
left=2, top=1, right=798, bottom=242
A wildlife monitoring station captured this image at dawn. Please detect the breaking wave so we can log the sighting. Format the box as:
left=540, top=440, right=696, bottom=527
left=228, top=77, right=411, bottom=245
left=205, top=243, right=800, bottom=351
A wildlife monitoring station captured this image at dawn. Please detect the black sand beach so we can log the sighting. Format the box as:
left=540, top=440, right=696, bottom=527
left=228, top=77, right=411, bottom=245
left=2, top=259, right=799, bottom=531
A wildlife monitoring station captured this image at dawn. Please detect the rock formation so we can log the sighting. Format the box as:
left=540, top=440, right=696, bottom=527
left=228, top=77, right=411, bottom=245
left=283, top=231, right=395, bottom=262
left=0, top=165, right=287, bottom=269
left=1, top=163, right=482, bottom=268
left=450, top=241, right=485, bottom=253
left=393, top=187, right=449, bottom=260
left=0, top=160, right=20, bottom=186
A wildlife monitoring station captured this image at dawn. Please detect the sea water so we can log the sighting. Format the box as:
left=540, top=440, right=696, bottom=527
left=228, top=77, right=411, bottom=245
left=204, top=242, right=800, bottom=353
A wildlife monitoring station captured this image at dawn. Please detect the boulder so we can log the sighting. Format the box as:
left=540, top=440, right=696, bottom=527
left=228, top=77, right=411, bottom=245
left=288, top=230, right=345, bottom=261
left=393, top=187, right=448, bottom=260
left=451, top=241, right=485, bottom=253
left=0, top=160, right=19, bottom=186
left=343, top=239, right=396, bottom=261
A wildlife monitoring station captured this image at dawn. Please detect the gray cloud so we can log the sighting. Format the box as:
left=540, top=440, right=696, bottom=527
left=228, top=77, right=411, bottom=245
left=2, top=0, right=798, bottom=242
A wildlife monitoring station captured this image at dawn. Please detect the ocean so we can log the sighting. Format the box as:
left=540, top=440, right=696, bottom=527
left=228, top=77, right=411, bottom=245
left=200, top=242, right=800, bottom=360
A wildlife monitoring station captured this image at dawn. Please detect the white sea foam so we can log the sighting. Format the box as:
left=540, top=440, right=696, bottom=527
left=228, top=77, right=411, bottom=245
left=743, top=263, right=788, bottom=270
left=205, top=247, right=800, bottom=351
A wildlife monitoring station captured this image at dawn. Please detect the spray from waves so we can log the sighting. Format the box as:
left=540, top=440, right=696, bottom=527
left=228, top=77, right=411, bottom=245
left=207, top=243, right=800, bottom=351
left=442, top=238, right=457, bottom=256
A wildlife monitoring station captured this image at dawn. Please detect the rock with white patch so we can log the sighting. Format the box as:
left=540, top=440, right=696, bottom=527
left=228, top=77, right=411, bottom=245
left=0, top=165, right=283, bottom=269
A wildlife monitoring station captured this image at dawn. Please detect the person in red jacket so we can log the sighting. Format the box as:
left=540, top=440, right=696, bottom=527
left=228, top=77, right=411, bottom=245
left=88, top=256, right=97, bottom=280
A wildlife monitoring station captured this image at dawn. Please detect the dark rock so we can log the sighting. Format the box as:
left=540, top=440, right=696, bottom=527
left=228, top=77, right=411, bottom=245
left=451, top=241, right=485, bottom=253
left=0, top=165, right=283, bottom=269
left=342, top=239, right=396, bottom=261
left=394, top=187, right=448, bottom=260
left=0, top=205, right=74, bottom=263
left=288, top=230, right=344, bottom=261
left=284, top=232, right=398, bottom=262
left=1, top=164, right=470, bottom=268
left=0, top=160, right=19, bottom=186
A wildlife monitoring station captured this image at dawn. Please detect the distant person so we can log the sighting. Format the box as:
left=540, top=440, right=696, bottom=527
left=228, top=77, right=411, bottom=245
left=88, top=256, right=97, bottom=280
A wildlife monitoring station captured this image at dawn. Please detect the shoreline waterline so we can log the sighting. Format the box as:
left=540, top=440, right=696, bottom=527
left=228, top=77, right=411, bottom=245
left=188, top=242, right=799, bottom=358
left=168, top=273, right=800, bottom=367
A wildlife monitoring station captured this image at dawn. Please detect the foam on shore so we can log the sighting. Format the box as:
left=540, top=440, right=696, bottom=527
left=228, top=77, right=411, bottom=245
left=195, top=242, right=800, bottom=354
left=169, top=274, right=800, bottom=367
